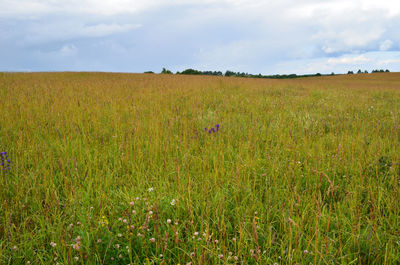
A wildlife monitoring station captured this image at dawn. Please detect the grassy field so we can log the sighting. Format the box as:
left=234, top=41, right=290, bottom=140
left=1, top=72, right=400, bottom=264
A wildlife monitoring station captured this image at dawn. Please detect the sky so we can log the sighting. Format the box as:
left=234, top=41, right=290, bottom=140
left=1, top=0, right=400, bottom=74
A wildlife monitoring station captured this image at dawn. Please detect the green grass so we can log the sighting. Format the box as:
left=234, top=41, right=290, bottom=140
left=1, top=72, right=400, bottom=264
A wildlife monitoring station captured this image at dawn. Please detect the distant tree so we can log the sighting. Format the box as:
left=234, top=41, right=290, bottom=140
left=331, top=72, right=335, bottom=75
left=315, top=73, right=322, bottom=76
left=224, top=70, right=236, bottom=77
left=144, top=71, right=154, bottom=74
left=347, top=71, right=354, bottom=74
left=181, top=69, right=202, bottom=75
left=364, top=70, right=368, bottom=74
left=161, top=68, right=172, bottom=74
left=385, top=69, right=390, bottom=72
left=357, top=69, right=362, bottom=74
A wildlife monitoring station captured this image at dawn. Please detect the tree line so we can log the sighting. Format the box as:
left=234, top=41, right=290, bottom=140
left=143, top=68, right=390, bottom=79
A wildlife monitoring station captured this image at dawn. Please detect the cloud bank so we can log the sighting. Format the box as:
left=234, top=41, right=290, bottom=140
left=0, top=0, right=399, bottom=74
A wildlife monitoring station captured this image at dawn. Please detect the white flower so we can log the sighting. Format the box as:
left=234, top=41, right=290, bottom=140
left=167, top=219, right=172, bottom=224
left=170, top=199, right=176, bottom=206
left=50, top=242, right=57, bottom=248
left=148, top=187, right=154, bottom=192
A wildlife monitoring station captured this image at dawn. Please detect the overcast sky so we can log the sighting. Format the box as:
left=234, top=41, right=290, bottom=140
left=1, top=0, right=400, bottom=74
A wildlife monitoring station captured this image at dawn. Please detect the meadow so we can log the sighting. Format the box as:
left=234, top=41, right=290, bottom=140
left=0, top=72, right=399, bottom=264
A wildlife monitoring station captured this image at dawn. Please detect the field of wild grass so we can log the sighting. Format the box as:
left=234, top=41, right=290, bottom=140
left=1, top=72, right=400, bottom=264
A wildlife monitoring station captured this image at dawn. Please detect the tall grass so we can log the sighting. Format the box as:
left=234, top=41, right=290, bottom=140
left=0, top=72, right=399, bottom=264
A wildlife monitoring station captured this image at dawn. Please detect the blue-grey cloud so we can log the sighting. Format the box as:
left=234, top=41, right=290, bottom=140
left=0, top=0, right=400, bottom=74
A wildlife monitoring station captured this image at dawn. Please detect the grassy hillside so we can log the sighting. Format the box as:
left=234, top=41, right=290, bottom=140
left=1, top=72, right=399, bottom=264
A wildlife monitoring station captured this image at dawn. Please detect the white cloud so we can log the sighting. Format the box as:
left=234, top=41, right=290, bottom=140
left=60, top=44, right=77, bottom=56
left=327, top=55, right=371, bottom=65
left=379, top=40, right=393, bottom=51
left=377, top=59, right=400, bottom=65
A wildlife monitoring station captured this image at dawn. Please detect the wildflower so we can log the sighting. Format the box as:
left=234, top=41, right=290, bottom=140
left=229, top=252, right=233, bottom=256
left=132, top=210, right=136, bottom=214
left=149, top=211, right=153, bottom=215
left=204, top=128, right=208, bottom=131
left=190, top=252, right=195, bottom=257
left=216, top=124, right=220, bottom=131
left=111, top=257, right=115, bottom=261
left=0, top=152, right=11, bottom=172
left=50, top=242, right=57, bottom=248
left=218, top=254, right=224, bottom=259
left=304, top=249, right=309, bottom=254
left=74, top=256, right=79, bottom=261
left=129, top=201, right=134, bottom=206
left=97, top=239, right=102, bottom=243
left=234, top=256, right=238, bottom=261
left=12, top=246, right=17, bottom=251
left=119, top=254, right=123, bottom=258
left=27, top=262, right=31, bottom=264
left=170, top=199, right=176, bottom=206
left=150, top=238, right=156, bottom=243
left=148, top=187, right=154, bottom=192
left=90, top=206, right=94, bottom=210
left=194, top=231, right=199, bottom=236
left=136, top=197, right=140, bottom=200
left=160, top=254, right=163, bottom=258
left=76, top=222, right=81, bottom=225
left=167, top=219, right=172, bottom=224
left=232, top=237, right=236, bottom=242
left=137, top=233, right=143, bottom=237
left=118, top=217, right=122, bottom=221
left=214, top=239, right=219, bottom=244
left=118, top=233, right=122, bottom=237
left=115, top=244, right=120, bottom=249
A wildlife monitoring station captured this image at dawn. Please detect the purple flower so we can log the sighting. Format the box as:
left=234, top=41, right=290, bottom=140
left=215, top=124, right=220, bottom=131
left=0, top=152, right=11, bottom=173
